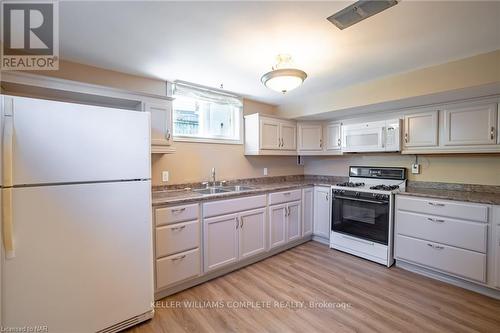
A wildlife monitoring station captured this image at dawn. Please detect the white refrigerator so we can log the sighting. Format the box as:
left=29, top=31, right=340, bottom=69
left=1, top=95, right=154, bottom=332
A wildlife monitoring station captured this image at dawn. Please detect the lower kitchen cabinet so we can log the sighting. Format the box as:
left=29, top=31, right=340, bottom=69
left=204, top=208, right=267, bottom=272
left=494, top=206, right=500, bottom=289
left=395, top=195, right=496, bottom=288
left=302, top=187, right=314, bottom=237
left=269, top=204, right=287, bottom=249
left=154, top=203, right=201, bottom=291
left=239, top=208, right=266, bottom=260
left=204, top=213, right=240, bottom=272
left=313, top=186, right=331, bottom=243
left=287, top=201, right=301, bottom=242
left=269, top=200, right=301, bottom=249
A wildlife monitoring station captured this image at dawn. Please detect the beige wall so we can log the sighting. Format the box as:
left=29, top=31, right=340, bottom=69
left=278, top=50, right=500, bottom=118
left=14, top=58, right=500, bottom=186
left=304, top=154, right=500, bottom=186
left=151, top=99, right=303, bottom=185
left=18, top=60, right=303, bottom=186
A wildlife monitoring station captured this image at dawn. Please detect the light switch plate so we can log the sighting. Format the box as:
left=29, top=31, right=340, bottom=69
left=263, top=168, right=268, bottom=176
left=162, top=171, right=169, bottom=182
left=411, top=164, right=420, bottom=174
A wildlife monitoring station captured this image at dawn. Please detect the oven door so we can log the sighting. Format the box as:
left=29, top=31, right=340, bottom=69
left=331, top=192, right=390, bottom=245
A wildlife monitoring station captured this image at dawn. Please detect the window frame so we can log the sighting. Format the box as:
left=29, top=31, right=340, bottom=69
left=172, top=84, right=244, bottom=145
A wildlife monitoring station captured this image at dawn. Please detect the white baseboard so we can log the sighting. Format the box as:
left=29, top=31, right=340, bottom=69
left=312, top=235, right=329, bottom=245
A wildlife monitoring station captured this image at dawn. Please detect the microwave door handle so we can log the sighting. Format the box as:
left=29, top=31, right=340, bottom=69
left=334, top=195, right=387, bottom=205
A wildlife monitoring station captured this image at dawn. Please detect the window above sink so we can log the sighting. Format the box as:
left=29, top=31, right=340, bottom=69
left=172, top=81, right=243, bottom=145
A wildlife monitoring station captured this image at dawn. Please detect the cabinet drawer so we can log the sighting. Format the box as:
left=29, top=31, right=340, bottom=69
left=156, top=248, right=200, bottom=289
left=395, top=235, right=486, bottom=283
left=396, top=196, right=488, bottom=222
left=156, top=220, right=199, bottom=258
left=155, top=203, right=199, bottom=226
left=203, top=195, right=266, bottom=218
left=269, top=189, right=302, bottom=205
left=396, top=211, right=487, bottom=253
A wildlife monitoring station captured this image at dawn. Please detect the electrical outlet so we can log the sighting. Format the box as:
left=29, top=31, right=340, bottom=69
left=263, top=168, right=268, bottom=176
left=411, top=164, right=420, bottom=174
left=162, top=171, right=169, bottom=182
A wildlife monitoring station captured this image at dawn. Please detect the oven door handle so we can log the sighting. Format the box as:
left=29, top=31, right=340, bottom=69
left=333, top=195, right=388, bottom=205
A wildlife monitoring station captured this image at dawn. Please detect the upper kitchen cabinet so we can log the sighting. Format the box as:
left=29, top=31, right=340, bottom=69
left=403, top=110, right=439, bottom=149
left=145, top=99, right=175, bottom=154
left=442, top=103, right=497, bottom=146
left=244, top=113, right=297, bottom=155
left=402, top=99, right=500, bottom=154
left=297, top=121, right=342, bottom=155
left=324, top=121, right=342, bottom=153
left=297, top=123, right=323, bottom=152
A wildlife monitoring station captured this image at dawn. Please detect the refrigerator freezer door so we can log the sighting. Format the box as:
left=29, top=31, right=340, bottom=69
left=2, top=181, right=153, bottom=332
left=8, top=95, right=150, bottom=186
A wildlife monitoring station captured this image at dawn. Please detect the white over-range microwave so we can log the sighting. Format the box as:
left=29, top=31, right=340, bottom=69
left=342, top=119, right=401, bottom=152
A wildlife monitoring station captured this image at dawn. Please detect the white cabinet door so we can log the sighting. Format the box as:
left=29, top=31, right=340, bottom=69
left=313, top=186, right=331, bottom=240
left=239, top=208, right=266, bottom=260
left=204, top=213, right=239, bottom=272
left=146, top=100, right=172, bottom=147
left=403, top=111, right=438, bottom=148
left=442, top=103, right=497, bottom=146
left=297, top=123, right=322, bottom=151
left=269, top=204, right=287, bottom=249
left=287, top=201, right=301, bottom=242
left=496, top=225, right=500, bottom=289
left=280, top=121, right=297, bottom=150
left=302, top=188, right=314, bottom=237
left=325, top=122, right=342, bottom=151
left=259, top=118, right=280, bottom=150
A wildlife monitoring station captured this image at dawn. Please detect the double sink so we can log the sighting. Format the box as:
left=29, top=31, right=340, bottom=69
left=193, top=185, right=255, bottom=195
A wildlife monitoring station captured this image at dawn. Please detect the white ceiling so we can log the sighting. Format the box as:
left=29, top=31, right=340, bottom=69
left=59, top=1, right=500, bottom=105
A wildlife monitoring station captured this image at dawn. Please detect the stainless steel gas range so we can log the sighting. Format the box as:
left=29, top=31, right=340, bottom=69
left=330, top=166, right=406, bottom=267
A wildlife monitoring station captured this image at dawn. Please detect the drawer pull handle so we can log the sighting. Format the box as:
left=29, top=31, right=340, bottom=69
left=171, top=255, right=186, bottom=261
left=283, top=192, right=291, bottom=195
left=342, top=235, right=374, bottom=246
left=427, top=218, right=445, bottom=223
left=171, top=225, right=186, bottom=231
left=428, top=202, right=445, bottom=207
left=427, top=243, right=444, bottom=250
left=172, top=208, right=186, bottom=213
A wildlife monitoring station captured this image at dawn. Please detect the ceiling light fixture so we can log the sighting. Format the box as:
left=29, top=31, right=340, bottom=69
left=261, top=54, right=307, bottom=94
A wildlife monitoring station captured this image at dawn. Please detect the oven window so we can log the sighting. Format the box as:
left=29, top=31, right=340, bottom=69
left=332, top=196, right=389, bottom=244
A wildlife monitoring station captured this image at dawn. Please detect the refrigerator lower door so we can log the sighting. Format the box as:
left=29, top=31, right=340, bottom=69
left=2, top=181, right=153, bottom=333
left=7, top=95, right=150, bottom=186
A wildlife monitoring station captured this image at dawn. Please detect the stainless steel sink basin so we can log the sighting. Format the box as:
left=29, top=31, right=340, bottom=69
left=193, top=187, right=230, bottom=195
left=222, top=185, right=255, bottom=192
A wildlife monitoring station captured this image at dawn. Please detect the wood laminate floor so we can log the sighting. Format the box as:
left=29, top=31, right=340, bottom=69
left=127, top=241, right=500, bottom=333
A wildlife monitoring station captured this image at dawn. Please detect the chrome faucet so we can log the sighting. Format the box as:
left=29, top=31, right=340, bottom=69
left=210, top=167, right=216, bottom=187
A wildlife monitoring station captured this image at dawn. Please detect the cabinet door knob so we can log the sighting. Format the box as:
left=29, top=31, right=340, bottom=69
left=337, top=138, right=341, bottom=146
left=491, top=126, right=495, bottom=140
left=404, top=133, right=408, bottom=143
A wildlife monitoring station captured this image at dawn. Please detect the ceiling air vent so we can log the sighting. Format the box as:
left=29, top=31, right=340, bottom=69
left=327, top=0, right=399, bottom=30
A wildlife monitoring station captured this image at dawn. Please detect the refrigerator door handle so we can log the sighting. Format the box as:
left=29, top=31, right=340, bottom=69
left=3, top=110, right=13, bottom=187
left=2, top=188, right=15, bottom=258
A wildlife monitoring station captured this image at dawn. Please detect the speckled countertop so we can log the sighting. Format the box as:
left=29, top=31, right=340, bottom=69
left=152, top=176, right=500, bottom=207
left=398, top=182, right=500, bottom=205
left=152, top=175, right=345, bottom=206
